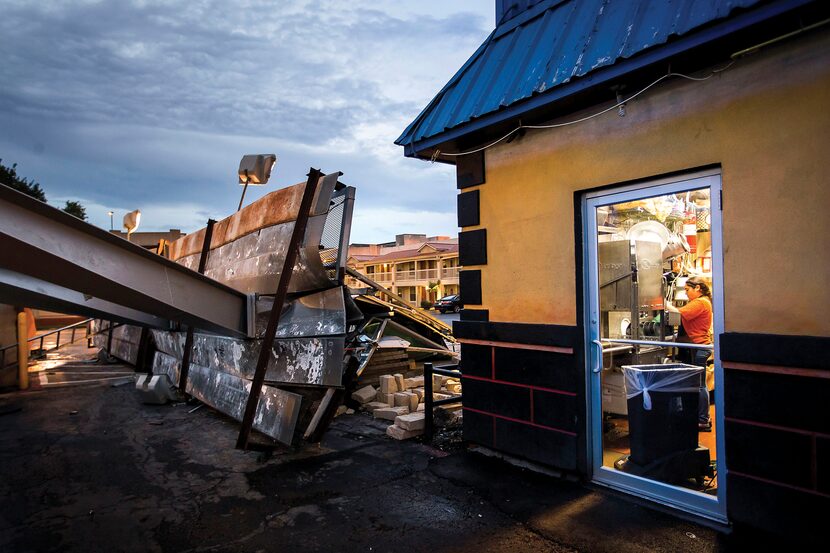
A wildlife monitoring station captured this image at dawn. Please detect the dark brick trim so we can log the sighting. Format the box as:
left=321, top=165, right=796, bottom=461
left=720, top=332, right=829, bottom=370
left=460, top=308, right=488, bottom=322
left=456, top=150, right=485, bottom=189
left=453, top=320, right=578, bottom=349
left=459, top=270, right=482, bottom=305
left=464, top=407, right=577, bottom=437
left=459, top=229, right=487, bottom=266
left=463, top=373, right=577, bottom=397
left=457, top=190, right=480, bottom=227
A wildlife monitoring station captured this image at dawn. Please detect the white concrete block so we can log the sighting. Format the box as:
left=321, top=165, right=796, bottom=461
left=373, top=406, right=409, bottom=421
left=395, top=412, right=425, bottom=431
left=351, top=385, right=376, bottom=404
left=135, top=374, right=176, bottom=404
left=363, top=401, right=389, bottom=412
left=386, top=424, right=422, bottom=440
left=376, top=391, right=396, bottom=405
left=393, top=373, right=405, bottom=391
left=393, top=392, right=410, bottom=407
left=404, top=376, right=424, bottom=389
left=379, top=374, right=398, bottom=394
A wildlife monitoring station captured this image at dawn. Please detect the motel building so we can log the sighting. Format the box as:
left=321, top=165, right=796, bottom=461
left=347, top=234, right=460, bottom=308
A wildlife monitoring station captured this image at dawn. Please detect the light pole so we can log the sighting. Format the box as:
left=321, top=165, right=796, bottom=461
left=107, top=211, right=114, bottom=231
left=237, top=154, right=277, bottom=211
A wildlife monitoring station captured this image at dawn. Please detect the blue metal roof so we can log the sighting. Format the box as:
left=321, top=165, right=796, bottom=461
left=397, top=0, right=800, bottom=153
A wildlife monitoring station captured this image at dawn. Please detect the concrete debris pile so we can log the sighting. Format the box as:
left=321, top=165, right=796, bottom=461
left=93, top=170, right=459, bottom=447
left=348, top=372, right=463, bottom=440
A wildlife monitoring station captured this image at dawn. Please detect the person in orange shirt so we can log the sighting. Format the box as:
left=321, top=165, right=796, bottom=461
left=667, top=276, right=713, bottom=431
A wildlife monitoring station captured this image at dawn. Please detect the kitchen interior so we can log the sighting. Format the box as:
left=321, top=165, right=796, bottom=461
left=596, top=186, right=717, bottom=493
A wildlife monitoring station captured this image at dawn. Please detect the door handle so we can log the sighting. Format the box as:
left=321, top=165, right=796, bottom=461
left=592, top=339, right=604, bottom=373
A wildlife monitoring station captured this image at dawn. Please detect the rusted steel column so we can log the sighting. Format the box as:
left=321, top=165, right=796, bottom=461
left=179, top=219, right=216, bottom=394
left=236, top=168, right=322, bottom=450
left=16, top=310, right=29, bottom=390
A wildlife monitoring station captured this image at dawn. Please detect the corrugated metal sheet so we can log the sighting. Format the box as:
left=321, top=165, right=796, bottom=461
left=397, top=0, right=768, bottom=148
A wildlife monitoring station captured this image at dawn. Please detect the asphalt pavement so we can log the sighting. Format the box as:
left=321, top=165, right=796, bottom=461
left=0, top=344, right=793, bottom=553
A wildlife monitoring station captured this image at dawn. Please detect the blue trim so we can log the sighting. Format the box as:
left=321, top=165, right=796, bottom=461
left=403, top=0, right=813, bottom=158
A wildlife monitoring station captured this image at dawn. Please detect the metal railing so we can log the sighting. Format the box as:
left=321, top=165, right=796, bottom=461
left=424, top=361, right=462, bottom=441
left=0, top=317, right=107, bottom=369
left=441, top=267, right=459, bottom=279
left=395, top=269, right=440, bottom=282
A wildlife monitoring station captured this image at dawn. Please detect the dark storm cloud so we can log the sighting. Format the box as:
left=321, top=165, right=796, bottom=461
left=0, top=1, right=492, bottom=240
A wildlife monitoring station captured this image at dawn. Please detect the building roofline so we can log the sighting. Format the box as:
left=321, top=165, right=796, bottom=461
left=399, top=0, right=817, bottom=160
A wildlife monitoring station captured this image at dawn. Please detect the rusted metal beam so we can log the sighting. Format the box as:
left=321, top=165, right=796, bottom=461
left=0, top=184, right=252, bottom=337
left=179, top=219, right=216, bottom=394
left=0, top=269, right=171, bottom=329
left=236, top=168, right=326, bottom=450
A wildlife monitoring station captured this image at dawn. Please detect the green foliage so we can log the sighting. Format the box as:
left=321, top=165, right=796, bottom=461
left=420, top=300, right=434, bottom=309
left=1, top=159, right=88, bottom=221
left=0, top=159, right=47, bottom=201
left=63, top=200, right=87, bottom=221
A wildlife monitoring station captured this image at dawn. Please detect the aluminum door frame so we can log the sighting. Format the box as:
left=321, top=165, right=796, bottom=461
left=582, top=169, right=727, bottom=523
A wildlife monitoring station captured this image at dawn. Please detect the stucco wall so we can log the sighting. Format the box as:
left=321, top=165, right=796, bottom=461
left=471, top=31, right=830, bottom=337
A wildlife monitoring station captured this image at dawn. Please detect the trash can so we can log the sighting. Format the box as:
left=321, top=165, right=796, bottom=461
left=622, top=363, right=702, bottom=467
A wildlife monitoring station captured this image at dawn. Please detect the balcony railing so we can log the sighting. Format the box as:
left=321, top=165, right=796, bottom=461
left=395, top=269, right=441, bottom=281
left=441, top=267, right=459, bottom=279
left=368, top=271, right=393, bottom=282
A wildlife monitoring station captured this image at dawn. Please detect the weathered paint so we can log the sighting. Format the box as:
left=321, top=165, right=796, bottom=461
left=397, top=0, right=768, bottom=147
left=92, top=322, right=142, bottom=364
left=151, top=331, right=344, bottom=387
left=176, top=212, right=335, bottom=294
left=168, top=181, right=306, bottom=261
left=152, top=351, right=302, bottom=445
left=475, top=31, right=830, bottom=337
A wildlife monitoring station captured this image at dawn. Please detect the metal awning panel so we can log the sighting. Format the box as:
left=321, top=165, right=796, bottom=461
left=0, top=184, right=251, bottom=337
left=152, top=330, right=345, bottom=387
left=0, top=269, right=170, bottom=329
left=153, top=351, right=301, bottom=445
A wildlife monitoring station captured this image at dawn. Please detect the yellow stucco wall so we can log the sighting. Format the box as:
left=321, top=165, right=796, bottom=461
left=472, top=31, right=830, bottom=337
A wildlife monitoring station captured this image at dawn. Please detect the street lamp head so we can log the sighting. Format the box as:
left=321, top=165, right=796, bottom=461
left=238, top=154, right=277, bottom=185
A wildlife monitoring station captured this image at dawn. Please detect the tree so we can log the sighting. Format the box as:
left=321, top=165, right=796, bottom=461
left=63, top=200, right=87, bottom=221
left=0, top=159, right=47, bottom=201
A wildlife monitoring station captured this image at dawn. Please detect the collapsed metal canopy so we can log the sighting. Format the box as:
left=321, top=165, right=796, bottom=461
left=0, top=184, right=253, bottom=337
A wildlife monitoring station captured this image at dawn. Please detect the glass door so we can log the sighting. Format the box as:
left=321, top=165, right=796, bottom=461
left=584, top=170, right=726, bottom=522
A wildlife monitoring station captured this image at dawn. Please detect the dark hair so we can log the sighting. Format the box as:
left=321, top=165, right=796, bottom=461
left=686, top=276, right=712, bottom=301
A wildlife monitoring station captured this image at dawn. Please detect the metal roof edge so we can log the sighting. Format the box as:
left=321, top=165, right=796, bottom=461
left=493, top=0, right=569, bottom=38
left=395, top=28, right=498, bottom=146
left=401, top=0, right=814, bottom=159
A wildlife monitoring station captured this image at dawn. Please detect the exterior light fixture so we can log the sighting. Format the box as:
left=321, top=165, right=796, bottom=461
left=237, top=154, right=277, bottom=211
left=123, top=209, right=141, bottom=242
left=107, top=210, right=114, bottom=231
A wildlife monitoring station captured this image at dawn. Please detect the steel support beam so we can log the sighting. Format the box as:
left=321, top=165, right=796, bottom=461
left=0, top=184, right=252, bottom=337
left=236, top=168, right=327, bottom=450
left=0, top=269, right=170, bottom=329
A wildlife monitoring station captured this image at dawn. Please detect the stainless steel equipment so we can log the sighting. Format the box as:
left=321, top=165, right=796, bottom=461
left=599, top=240, right=665, bottom=342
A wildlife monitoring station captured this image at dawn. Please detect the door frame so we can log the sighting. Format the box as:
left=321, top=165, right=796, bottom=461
left=581, top=168, right=727, bottom=522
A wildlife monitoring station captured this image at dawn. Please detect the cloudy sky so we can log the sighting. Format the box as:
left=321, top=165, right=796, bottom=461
left=0, top=1, right=494, bottom=243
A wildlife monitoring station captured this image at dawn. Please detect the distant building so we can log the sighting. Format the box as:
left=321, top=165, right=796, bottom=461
left=347, top=234, right=459, bottom=307
left=109, top=229, right=185, bottom=252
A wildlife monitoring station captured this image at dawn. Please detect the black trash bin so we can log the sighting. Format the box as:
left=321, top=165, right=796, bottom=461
left=622, top=363, right=702, bottom=466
